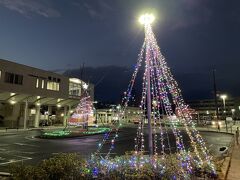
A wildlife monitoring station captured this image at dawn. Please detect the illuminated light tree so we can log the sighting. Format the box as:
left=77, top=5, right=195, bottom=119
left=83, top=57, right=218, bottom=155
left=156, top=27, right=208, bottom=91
left=68, top=83, right=95, bottom=128
left=90, top=13, right=216, bottom=179
left=68, top=96, right=94, bottom=127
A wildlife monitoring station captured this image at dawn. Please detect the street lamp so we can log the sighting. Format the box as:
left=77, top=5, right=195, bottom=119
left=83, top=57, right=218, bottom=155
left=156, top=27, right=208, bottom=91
left=220, top=94, right=227, bottom=110
left=139, top=13, right=155, bottom=25
left=232, top=108, right=236, bottom=125
left=220, top=94, right=228, bottom=132
left=116, top=105, right=121, bottom=110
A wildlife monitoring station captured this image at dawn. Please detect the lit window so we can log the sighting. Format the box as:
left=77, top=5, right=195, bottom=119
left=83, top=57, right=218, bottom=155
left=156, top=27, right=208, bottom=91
left=47, top=81, right=52, bottom=90
left=69, top=81, right=81, bottom=97
left=36, top=78, right=39, bottom=88
left=56, top=83, right=60, bottom=91
left=41, top=80, right=45, bottom=89
left=47, top=80, right=60, bottom=91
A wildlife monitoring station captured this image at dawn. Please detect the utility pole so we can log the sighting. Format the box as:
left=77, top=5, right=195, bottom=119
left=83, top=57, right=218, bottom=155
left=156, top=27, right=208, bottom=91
left=213, top=69, right=222, bottom=132
left=213, top=69, right=219, bottom=120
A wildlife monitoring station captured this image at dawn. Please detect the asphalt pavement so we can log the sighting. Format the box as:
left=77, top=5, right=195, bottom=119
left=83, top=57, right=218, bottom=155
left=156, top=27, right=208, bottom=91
left=0, top=126, right=233, bottom=172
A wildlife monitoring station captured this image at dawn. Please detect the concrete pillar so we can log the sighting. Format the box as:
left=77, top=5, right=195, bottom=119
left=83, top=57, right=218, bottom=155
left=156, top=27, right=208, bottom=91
left=48, top=106, right=52, bottom=116
left=105, top=113, right=107, bottom=124
left=34, top=106, right=40, bottom=128
left=23, top=100, right=28, bottom=130
left=11, top=103, right=21, bottom=128
left=67, top=105, right=71, bottom=123
left=63, top=106, right=68, bottom=127
left=96, top=113, right=99, bottom=124
left=47, top=106, right=52, bottom=125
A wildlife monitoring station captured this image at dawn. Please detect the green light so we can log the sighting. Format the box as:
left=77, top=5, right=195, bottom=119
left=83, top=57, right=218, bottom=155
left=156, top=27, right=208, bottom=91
left=43, top=130, right=71, bottom=137
left=42, top=127, right=110, bottom=138
left=83, top=127, right=110, bottom=135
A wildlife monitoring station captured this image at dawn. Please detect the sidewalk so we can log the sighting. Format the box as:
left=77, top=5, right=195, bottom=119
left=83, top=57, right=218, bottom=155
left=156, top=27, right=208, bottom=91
left=226, top=143, right=240, bottom=180
left=0, top=124, right=111, bottom=134
left=0, top=126, right=65, bottom=134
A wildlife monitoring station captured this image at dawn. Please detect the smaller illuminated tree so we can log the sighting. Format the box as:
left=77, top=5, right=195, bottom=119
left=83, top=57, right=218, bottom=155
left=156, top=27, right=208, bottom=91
left=68, top=83, right=94, bottom=128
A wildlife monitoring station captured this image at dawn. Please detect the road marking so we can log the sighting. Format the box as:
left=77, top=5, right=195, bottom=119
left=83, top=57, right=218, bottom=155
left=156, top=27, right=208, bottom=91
left=25, top=136, right=40, bottom=141
left=0, top=172, right=10, bottom=176
left=21, top=151, right=36, bottom=155
left=0, top=156, right=32, bottom=165
left=0, top=144, right=9, bottom=147
left=14, top=143, right=39, bottom=147
left=0, top=156, right=32, bottom=166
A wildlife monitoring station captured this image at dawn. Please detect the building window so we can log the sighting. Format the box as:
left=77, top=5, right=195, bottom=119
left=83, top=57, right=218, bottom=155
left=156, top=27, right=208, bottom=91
left=69, top=78, right=83, bottom=97
left=4, top=72, right=23, bottom=85
left=36, top=78, right=39, bottom=88
left=14, top=74, right=23, bottom=84
left=0, top=70, right=1, bottom=79
left=47, top=77, right=60, bottom=91
left=41, top=80, right=45, bottom=89
left=69, top=82, right=81, bottom=96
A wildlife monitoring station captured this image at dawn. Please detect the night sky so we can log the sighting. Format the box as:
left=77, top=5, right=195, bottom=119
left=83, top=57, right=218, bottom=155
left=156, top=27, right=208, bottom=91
left=0, top=0, right=239, bottom=100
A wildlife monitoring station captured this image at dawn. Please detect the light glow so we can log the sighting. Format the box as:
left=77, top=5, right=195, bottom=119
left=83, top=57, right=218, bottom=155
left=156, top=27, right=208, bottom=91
left=10, top=100, right=16, bottom=105
left=83, top=83, right=88, bottom=90
left=220, top=94, right=227, bottom=100
left=139, top=13, right=155, bottom=25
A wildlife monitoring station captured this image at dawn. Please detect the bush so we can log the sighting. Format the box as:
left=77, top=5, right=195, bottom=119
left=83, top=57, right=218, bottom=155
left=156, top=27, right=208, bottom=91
left=9, top=164, right=47, bottom=180
left=9, top=153, right=88, bottom=180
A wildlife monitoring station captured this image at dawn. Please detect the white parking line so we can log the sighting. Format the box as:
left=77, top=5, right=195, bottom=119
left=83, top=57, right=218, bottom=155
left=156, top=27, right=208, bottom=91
left=0, top=156, right=32, bottom=165
left=14, top=143, right=39, bottom=147
left=25, top=136, right=40, bottom=141
left=0, top=144, right=9, bottom=147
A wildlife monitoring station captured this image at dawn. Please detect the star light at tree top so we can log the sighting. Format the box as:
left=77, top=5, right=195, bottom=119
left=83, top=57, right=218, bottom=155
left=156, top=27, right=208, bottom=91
left=90, top=13, right=216, bottom=179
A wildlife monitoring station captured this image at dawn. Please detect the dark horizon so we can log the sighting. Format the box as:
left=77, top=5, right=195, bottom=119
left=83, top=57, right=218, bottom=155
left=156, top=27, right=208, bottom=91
left=64, top=65, right=237, bottom=103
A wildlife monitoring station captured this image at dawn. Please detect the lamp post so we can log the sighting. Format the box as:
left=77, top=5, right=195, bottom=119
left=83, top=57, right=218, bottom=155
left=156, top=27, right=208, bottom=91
left=220, top=95, right=227, bottom=110
left=231, top=108, right=235, bottom=116
left=139, top=13, right=155, bottom=156
left=231, top=108, right=235, bottom=125
left=220, top=94, right=227, bottom=132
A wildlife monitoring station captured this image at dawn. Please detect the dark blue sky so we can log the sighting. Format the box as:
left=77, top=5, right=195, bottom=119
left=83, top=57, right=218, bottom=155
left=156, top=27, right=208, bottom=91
left=0, top=0, right=239, bottom=99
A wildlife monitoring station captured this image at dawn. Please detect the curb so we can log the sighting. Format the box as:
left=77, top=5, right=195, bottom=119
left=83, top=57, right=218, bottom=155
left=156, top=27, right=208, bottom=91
left=38, top=129, right=117, bottom=139
left=0, top=172, right=11, bottom=177
left=217, top=135, right=235, bottom=180
left=197, top=129, right=234, bottom=180
left=224, top=135, right=235, bottom=180
left=198, top=130, right=234, bottom=135
left=0, top=133, right=17, bottom=136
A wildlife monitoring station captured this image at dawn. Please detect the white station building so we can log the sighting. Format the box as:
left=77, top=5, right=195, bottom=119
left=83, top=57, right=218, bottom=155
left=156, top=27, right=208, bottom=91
left=0, top=59, right=94, bottom=129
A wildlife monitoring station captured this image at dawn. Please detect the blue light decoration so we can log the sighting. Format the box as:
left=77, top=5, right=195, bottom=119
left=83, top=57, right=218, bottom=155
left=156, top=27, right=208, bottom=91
left=92, top=167, right=99, bottom=177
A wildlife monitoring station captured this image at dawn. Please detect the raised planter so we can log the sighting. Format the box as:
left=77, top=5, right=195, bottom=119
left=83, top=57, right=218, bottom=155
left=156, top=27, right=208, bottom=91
left=39, top=127, right=112, bottom=139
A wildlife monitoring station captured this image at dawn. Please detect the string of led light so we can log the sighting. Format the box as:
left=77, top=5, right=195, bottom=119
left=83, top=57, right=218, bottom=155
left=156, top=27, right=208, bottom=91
left=96, top=42, right=145, bottom=157
left=90, top=13, right=216, bottom=178
left=105, top=43, right=146, bottom=158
